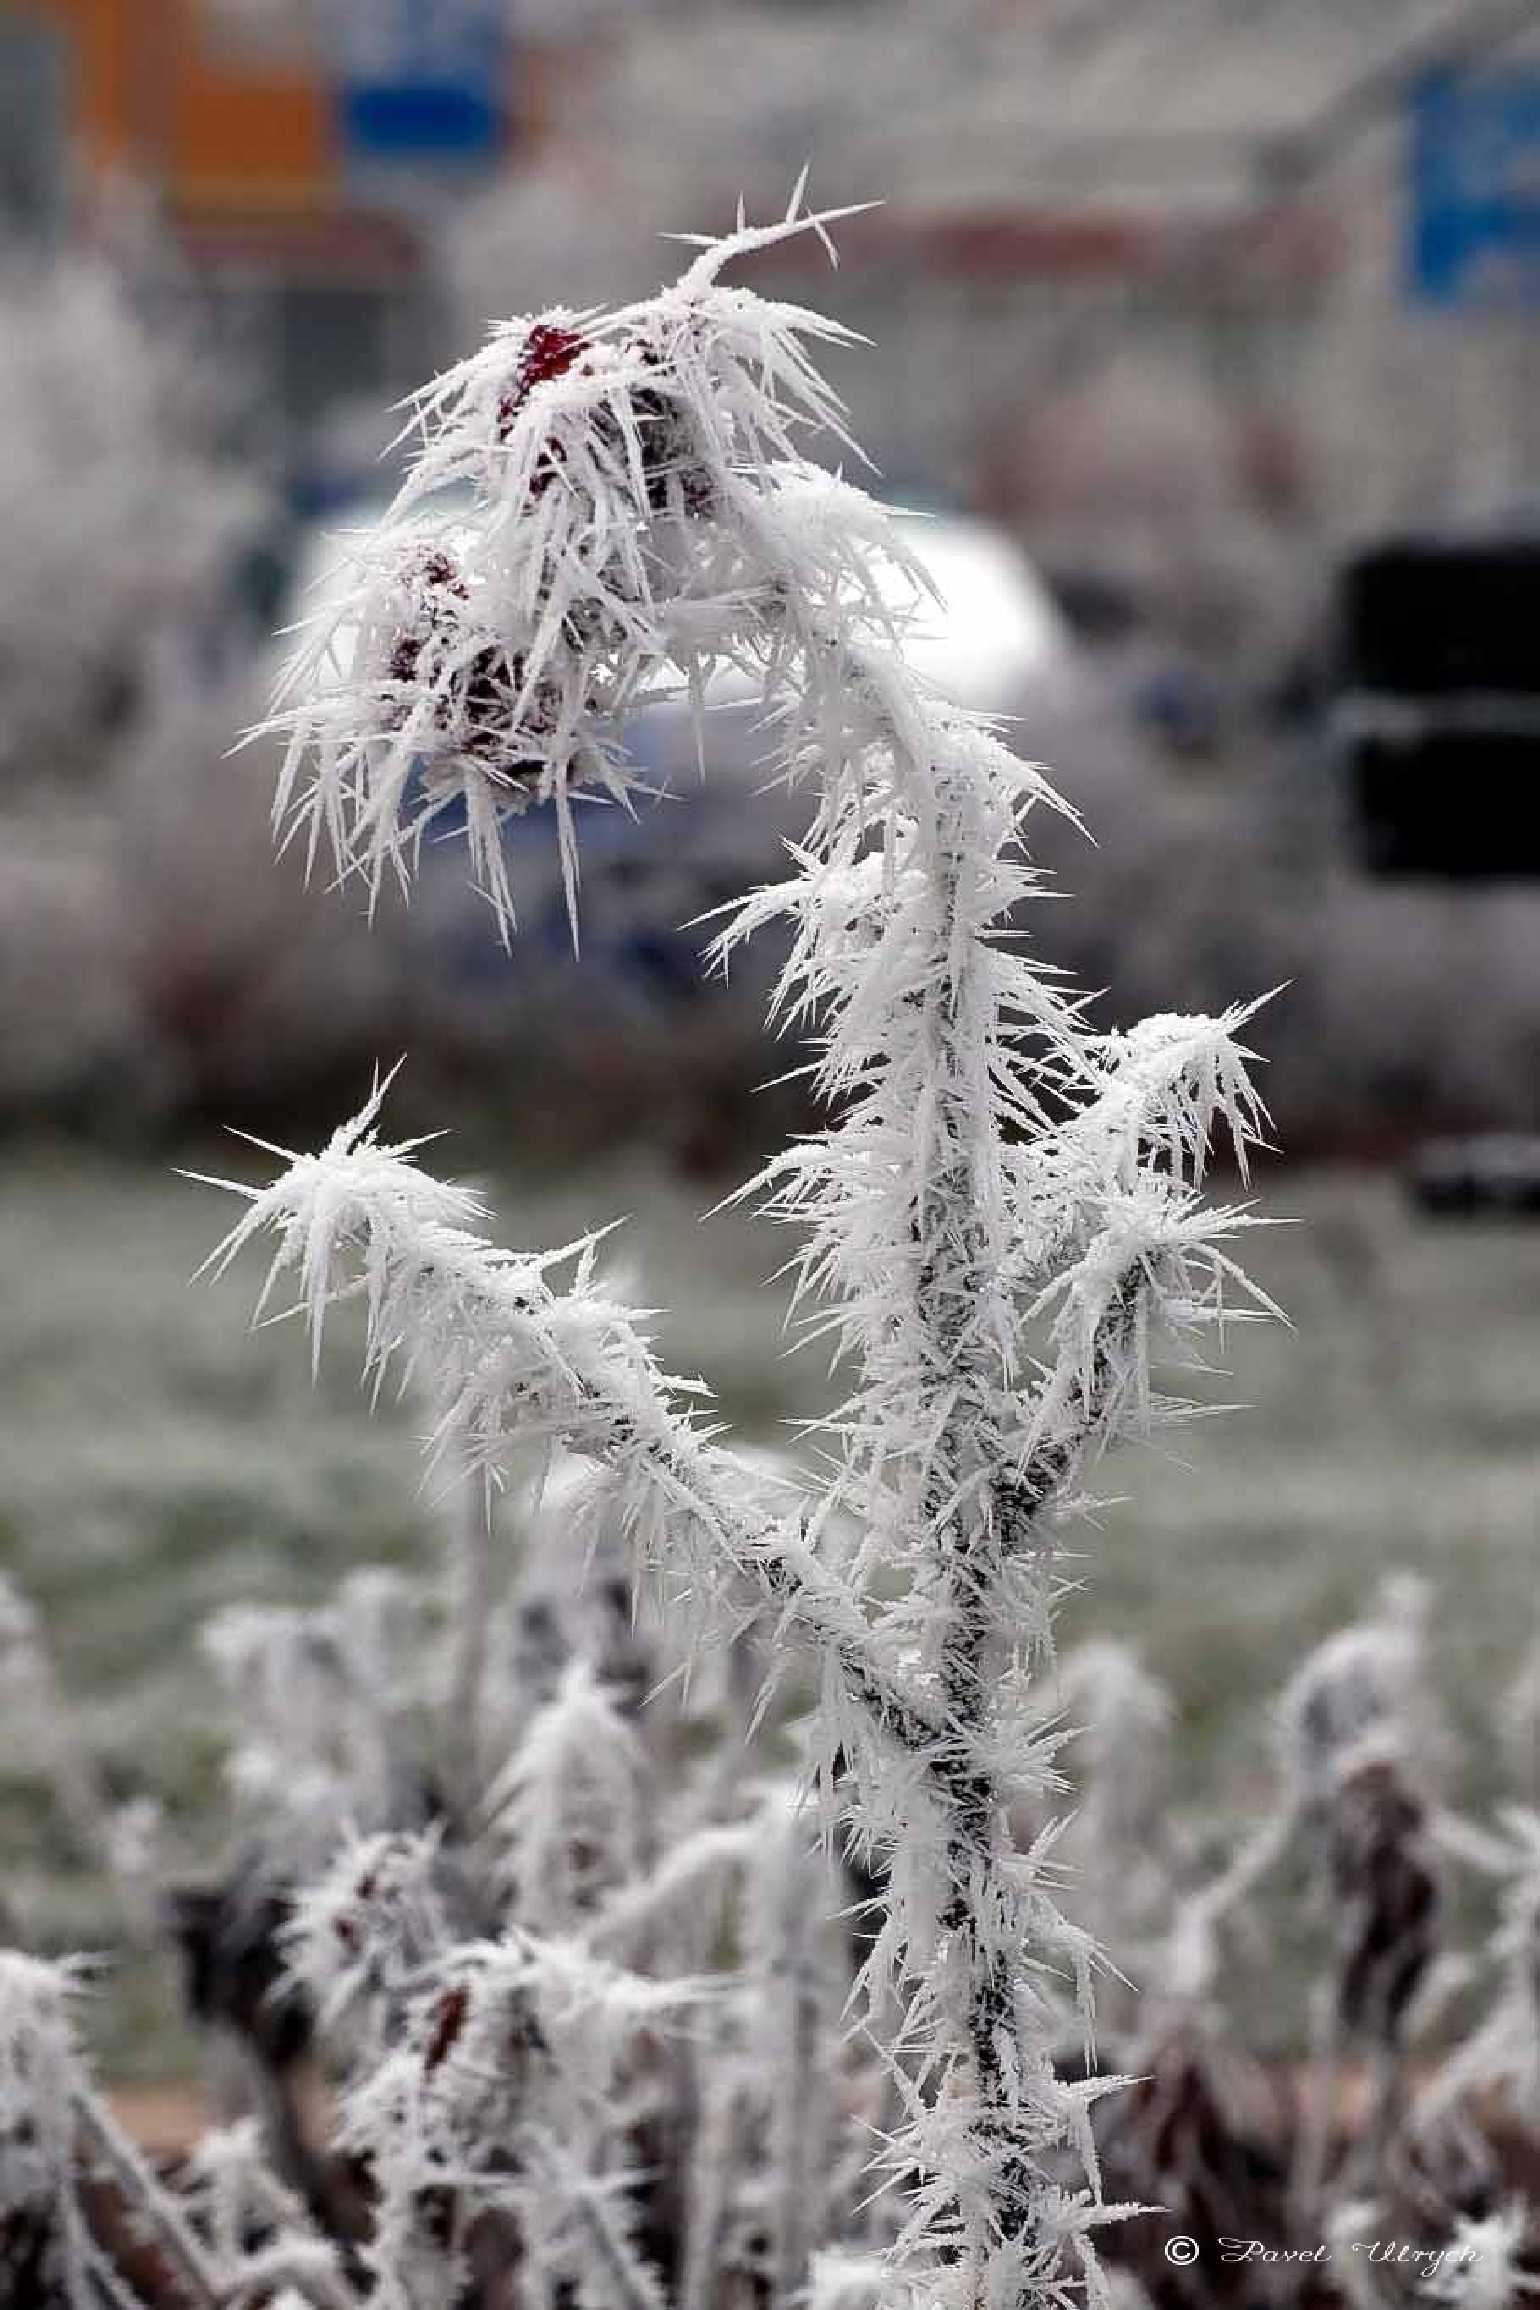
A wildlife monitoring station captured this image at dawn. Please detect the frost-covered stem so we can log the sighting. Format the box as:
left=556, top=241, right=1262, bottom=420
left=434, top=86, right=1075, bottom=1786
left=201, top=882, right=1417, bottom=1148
left=562, top=2165, right=671, bottom=2310
left=1166, top=1807, right=1295, bottom=2004
left=73, top=2086, right=226, bottom=2310
left=444, top=1451, right=497, bottom=1810
left=907, top=796, right=1046, bottom=2250
left=214, top=2248, right=356, bottom=2310
left=214, top=2162, right=357, bottom=2310
left=767, top=611, right=1125, bottom=2293
left=755, top=1811, right=838, bottom=2310
left=1291, top=1979, right=1342, bottom=2222
left=239, top=2049, right=365, bottom=2280
left=909, top=1080, right=1140, bottom=2295
left=1356, top=2045, right=1405, bottom=2193
left=725, top=531, right=1269, bottom=2307
left=770, top=1951, right=826, bottom=2310
left=678, top=2022, right=741, bottom=2310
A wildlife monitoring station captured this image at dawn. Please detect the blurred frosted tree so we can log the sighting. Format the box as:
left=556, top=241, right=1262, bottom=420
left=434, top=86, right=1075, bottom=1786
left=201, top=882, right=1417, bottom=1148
left=0, top=240, right=265, bottom=789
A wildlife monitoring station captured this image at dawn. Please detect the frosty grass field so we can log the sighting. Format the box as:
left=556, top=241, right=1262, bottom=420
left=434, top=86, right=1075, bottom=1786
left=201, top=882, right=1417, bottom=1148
left=2, top=1144, right=1538, bottom=2080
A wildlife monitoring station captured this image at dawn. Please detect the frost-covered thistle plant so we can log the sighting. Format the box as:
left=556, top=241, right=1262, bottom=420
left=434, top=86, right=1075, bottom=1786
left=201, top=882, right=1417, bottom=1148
left=0, top=1950, right=354, bottom=2310
left=209, top=190, right=1277, bottom=2310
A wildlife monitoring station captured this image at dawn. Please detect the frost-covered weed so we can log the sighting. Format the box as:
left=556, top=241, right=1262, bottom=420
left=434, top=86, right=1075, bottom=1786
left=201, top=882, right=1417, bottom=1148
left=1418, top=1809, right=1540, bottom=2137
left=0, top=244, right=261, bottom=786
left=209, top=191, right=1279, bottom=2310
left=0, top=1948, right=356, bottom=2310
left=10, top=1542, right=1540, bottom=2306
left=202, top=1573, right=428, bottom=1873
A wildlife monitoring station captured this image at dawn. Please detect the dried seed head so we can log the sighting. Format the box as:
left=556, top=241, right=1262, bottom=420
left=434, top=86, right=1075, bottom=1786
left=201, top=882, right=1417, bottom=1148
left=379, top=545, right=561, bottom=793
left=422, top=1984, right=470, bottom=2075
left=1329, top=1754, right=1439, bottom=2045
left=495, top=321, right=589, bottom=439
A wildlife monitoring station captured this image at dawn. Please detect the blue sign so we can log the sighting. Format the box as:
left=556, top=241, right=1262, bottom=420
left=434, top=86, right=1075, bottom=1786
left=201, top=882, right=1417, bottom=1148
left=1410, top=68, right=1540, bottom=307
left=337, top=0, right=505, bottom=167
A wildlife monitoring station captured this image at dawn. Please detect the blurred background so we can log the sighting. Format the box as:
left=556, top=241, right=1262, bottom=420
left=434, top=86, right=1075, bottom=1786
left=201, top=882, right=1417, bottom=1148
left=2, top=0, right=1540, bottom=2081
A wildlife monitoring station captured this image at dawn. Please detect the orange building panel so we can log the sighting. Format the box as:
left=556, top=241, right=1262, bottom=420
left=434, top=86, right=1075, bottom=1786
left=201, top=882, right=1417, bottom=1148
left=171, top=61, right=333, bottom=204
left=21, top=0, right=336, bottom=203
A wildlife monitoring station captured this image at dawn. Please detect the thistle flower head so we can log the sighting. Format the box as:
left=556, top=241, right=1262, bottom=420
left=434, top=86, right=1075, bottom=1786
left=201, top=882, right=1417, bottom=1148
left=261, top=189, right=870, bottom=942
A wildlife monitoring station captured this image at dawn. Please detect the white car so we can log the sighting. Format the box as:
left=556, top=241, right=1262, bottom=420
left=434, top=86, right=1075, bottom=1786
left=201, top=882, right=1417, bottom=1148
left=267, top=498, right=1136, bottom=1155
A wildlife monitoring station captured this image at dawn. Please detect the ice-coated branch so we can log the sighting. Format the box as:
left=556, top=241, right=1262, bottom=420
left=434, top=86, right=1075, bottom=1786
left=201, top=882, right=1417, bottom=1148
left=196, top=1094, right=943, bottom=1766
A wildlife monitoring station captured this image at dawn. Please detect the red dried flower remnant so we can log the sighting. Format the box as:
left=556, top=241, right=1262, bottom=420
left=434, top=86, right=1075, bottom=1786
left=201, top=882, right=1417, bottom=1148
left=493, top=320, right=713, bottom=519
left=386, top=546, right=468, bottom=692
left=1329, top=1756, right=1439, bottom=2044
left=423, top=1983, right=470, bottom=2074
left=383, top=544, right=556, bottom=789
left=496, top=323, right=588, bottom=441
